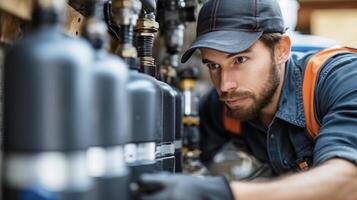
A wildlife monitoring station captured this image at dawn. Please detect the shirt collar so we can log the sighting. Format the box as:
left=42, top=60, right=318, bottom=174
left=275, top=55, right=306, bottom=128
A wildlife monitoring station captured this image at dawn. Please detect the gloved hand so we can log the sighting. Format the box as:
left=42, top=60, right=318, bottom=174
left=136, top=172, right=235, bottom=200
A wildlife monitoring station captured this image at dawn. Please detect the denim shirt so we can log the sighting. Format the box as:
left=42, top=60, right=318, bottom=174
left=199, top=51, right=357, bottom=175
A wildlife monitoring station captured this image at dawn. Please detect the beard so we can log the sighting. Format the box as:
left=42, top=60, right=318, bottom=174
left=220, top=58, right=281, bottom=121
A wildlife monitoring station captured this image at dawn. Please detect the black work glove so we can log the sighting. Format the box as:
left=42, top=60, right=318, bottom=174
left=136, top=173, right=235, bottom=200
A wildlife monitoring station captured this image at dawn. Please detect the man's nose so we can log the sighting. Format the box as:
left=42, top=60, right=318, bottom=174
left=220, top=70, right=237, bottom=93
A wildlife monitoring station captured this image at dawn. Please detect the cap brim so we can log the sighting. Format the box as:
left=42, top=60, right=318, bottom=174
left=181, top=30, right=263, bottom=63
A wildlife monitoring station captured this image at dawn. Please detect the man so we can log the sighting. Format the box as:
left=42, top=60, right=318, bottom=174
left=137, top=0, right=357, bottom=199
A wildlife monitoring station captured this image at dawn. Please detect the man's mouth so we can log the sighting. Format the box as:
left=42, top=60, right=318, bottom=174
left=225, top=96, right=249, bottom=107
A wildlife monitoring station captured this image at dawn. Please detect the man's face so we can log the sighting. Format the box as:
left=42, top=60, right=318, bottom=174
left=200, top=40, right=281, bottom=121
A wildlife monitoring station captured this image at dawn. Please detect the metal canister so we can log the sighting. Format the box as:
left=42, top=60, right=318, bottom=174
left=3, top=0, right=95, bottom=199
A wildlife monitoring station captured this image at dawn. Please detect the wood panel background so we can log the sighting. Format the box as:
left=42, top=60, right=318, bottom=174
left=0, top=0, right=86, bottom=44
left=297, top=0, right=357, bottom=33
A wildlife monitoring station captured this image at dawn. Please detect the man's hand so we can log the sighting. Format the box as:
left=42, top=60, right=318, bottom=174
left=136, top=173, right=235, bottom=200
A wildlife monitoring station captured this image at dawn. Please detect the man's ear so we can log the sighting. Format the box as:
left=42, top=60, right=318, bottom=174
left=274, top=35, right=291, bottom=65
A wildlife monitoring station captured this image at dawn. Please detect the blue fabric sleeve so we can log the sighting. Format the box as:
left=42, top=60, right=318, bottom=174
left=313, top=53, right=357, bottom=166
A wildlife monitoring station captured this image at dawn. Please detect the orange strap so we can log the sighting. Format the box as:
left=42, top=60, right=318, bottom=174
left=223, top=106, right=241, bottom=134
left=303, top=47, right=357, bottom=139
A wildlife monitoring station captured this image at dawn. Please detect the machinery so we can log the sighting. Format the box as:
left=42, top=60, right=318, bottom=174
left=110, top=0, right=162, bottom=187
left=84, top=0, right=131, bottom=199
left=179, top=67, right=204, bottom=173
left=156, top=0, right=196, bottom=85
left=134, top=0, right=176, bottom=173
left=2, top=0, right=204, bottom=199
left=3, top=0, right=95, bottom=199
left=156, top=0, right=198, bottom=173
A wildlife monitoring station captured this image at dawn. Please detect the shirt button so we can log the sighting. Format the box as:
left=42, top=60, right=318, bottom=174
left=270, top=134, right=275, bottom=139
left=283, top=159, right=288, bottom=165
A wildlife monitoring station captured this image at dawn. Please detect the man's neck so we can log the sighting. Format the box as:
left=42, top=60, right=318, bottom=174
left=259, top=63, right=286, bottom=127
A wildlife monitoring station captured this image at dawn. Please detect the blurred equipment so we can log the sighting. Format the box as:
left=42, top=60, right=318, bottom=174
left=3, top=0, right=95, bottom=199
left=136, top=0, right=176, bottom=173
left=207, top=142, right=274, bottom=181
left=172, top=88, right=183, bottom=173
left=111, top=0, right=162, bottom=187
left=156, top=0, right=196, bottom=84
left=179, top=67, right=205, bottom=174
left=112, top=0, right=141, bottom=68
left=155, top=81, right=177, bottom=172
left=156, top=0, right=198, bottom=172
left=2, top=0, right=210, bottom=199
left=83, top=0, right=131, bottom=200
left=135, top=0, right=159, bottom=76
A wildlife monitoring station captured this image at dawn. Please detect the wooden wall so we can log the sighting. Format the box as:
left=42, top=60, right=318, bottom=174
left=0, top=0, right=86, bottom=44
left=297, top=0, right=357, bottom=33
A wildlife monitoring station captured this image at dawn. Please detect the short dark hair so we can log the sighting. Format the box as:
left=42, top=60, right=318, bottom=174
left=259, top=33, right=283, bottom=51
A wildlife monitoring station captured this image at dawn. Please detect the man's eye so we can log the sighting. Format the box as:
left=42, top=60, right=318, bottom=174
left=233, top=56, right=248, bottom=64
left=205, top=63, right=221, bottom=70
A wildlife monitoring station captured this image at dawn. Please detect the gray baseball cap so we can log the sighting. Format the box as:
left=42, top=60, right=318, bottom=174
left=181, top=0, right=285, bottom=63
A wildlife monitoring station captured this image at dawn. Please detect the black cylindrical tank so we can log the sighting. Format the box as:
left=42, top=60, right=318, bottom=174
left=134, top=9, right=176, bottom=174
left=83, top=1, right=131, bottom=200
left=87, top=51, right=130, bottom=200
left=156, top=82, right=176, bottom=173
left=3, top=1, right=95, bottom=199
left=126, top=68, right=163, bottom=181
left=173, top=88, right=183, bottom=172
left=111, top=0, right=163, bottom=183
